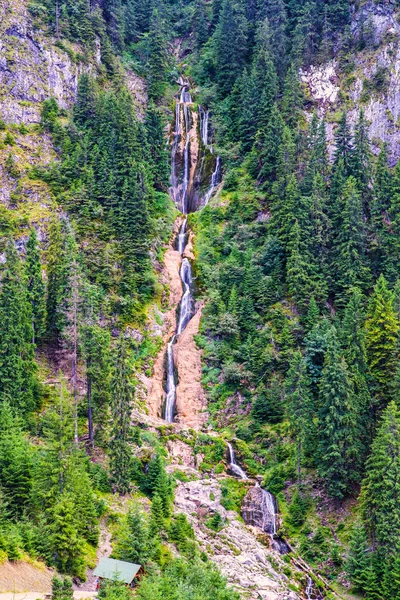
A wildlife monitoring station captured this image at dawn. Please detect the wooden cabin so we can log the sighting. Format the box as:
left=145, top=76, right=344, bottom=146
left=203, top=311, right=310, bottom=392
left=93, top=557, right=143, bottom=588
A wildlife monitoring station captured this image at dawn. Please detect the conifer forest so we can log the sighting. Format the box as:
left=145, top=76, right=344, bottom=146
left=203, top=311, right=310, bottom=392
left=4, top=0, right=400, bottom=598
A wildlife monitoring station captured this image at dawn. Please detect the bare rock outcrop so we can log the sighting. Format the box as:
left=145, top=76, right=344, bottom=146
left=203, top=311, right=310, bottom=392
left=174, top=479, right=299, bottom=600
left=174, top=303, right=208, bottom=429
left=301, top=2, right=400, bottom=164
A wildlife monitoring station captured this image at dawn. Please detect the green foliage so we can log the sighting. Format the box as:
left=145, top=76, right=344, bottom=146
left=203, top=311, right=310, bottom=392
left=110, top=339, right=133, bottom=495
left=0, top=242, right=39, bottom=414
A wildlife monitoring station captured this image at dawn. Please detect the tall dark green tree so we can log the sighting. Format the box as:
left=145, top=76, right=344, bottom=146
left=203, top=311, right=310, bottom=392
left=26, top=228, right=46, bottom=344
left=361, top=401, right=400, bottom=553
left=365, top=274, right=399, bottom=405
left=109, top=339, right=133, bottom=495
left=317, top=327, right=362, bottom=497
left=0, top=242, right=38, bottom=413
left=213, top=0, right=248, bottom=98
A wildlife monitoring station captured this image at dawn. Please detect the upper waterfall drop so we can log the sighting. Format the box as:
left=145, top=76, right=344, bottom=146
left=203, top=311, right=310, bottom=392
left=227, top=442, right=248, bottom=480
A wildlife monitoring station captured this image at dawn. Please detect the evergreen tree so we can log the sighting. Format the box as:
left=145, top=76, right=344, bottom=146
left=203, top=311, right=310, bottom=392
left=26, top=228, right=46, bottom=344
left=365, top=274, right=399, bottom=405
left=50, top=494, right=85, bottom=577
left=333, top=176, right=370, bottom=306
left=147, top=9, right=168, bottom=100
left=213, top=0, right=248, bottom=98
left=144, top=102, right=170, bottom=190
left=73, top=75, right=98, bottom=128
left=334, top=111, right=353, bottom=176
left=0, top=241, right=38, bottom=413
left=149, top=493, right=165, bottom=535
left=361, top=401, right=400, bottom=554
left=346, top=524, right=370, bottom=593
left=352, top=110, right=372, bottom=212
left=46, top=218, right=70, bottom=341
left=109, top=339, right=133, bottom=495
left=0, top=402, right=32, bottom=516
left=82, top=325, right=111, bottom=447
left=285, top=351, right=315, bottom=479
left=317, top=327, right=362, bottom=497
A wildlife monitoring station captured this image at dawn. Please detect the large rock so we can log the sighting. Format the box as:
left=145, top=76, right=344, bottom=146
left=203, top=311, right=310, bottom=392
left=174, top=479, right=300, bottom=600
left=242, top=485, right=277, bottom=535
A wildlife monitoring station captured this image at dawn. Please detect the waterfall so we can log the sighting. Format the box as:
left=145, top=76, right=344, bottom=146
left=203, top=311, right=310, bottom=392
left=227, top=443, right=248, bottom=480
left=177, top=258, right=194, bottom=335
left=258, top=483, right=277, bottom=535
left=306, top=577, right=313, bottom=599
left=163, top=79, right=222, bottom=423
left=199, top=106, right=211, bottom=149
left=177, top=217, right=188, bottom=255
left=203, top=156, right=222, bottom=205
left=164, top=336, right=177, bottom=423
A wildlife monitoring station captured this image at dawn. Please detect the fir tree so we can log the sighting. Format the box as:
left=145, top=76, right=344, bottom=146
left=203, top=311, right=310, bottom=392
left=109, top=339, right=133, bottom=495
left=365, top=274, right=399, bottom=404
left=0, top=241, right=38, bottom=413
left=346, top=523, right=370, bottom=593
left=26, top=228, right=46, bottom=344
left=213, top=0, right=248, bottom=98
left=317, top=327, right=362, bottom=497
left=361, top=401, right=400, bottom=553
left=285, top=351, right=315, bottom=479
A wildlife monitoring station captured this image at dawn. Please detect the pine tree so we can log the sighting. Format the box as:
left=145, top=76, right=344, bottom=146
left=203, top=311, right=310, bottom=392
left=333, top=176, right=370, bottom=307
left=0, top=241, right=38, bottom=413
left=250, top=103, right=284, bottom=184
left=213, top=0, right=248, bottom=98
left=82, top=325, right=111, bottom=447
left=50, top=494, right=85, bottom=577
left=46, top=218, right=70, bottom=341
left=281, top=65, right=304, bottom=129
left=365, top=274, right=399, bottom=404
left=73, top=75, right=98, bottom=128
left=352, top=110, right=372, bottom=213
left=109, top=339, right=133, bottom=495
left=0, top=402, right=32, bottom=516
left=26, top=228, right=46, bottom=344
left=147, top=8, right=168, bottom=100
left=361, top=401, right=400, bottom=553
left=285, top=351, right=315, bottom=479
left=317, top=327, right=362, bottom=497
left=334, top=112, right=353, bottom=176
left=193, top=0, right=209, bottom=50
left=149, top=493, right=165, bottom=535
left=346, top=524, right=370, bottom=593
left=144, top=102, right=169, bottom=190
left=116, top=507, right=151, bottom=564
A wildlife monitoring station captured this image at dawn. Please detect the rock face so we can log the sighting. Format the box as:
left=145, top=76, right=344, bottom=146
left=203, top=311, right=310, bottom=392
left=175, top=303, right=208, bottom=429
left=174, top=479, right=299, bottom=600
left=242, top=485, right=277, bottom=535
left=301, top=1, right=400, bottom=164
left=0, top=0, right=86, bottom=124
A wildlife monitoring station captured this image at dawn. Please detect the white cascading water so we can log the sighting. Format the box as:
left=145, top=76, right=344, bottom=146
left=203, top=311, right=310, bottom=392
left=199, top=105, right=211, bottom=150
left=177, top=217, right=188, bottom=255
left=164, top=79, right=221, bottom=422
left=257, top=482, right=277, bottom=535
left=203, top=155, right=222, bottom=205
left=228, top=442, right=279, bottom=537
left=170, top=101, right=181, bottom=203
left=177, top=258, right=193, bottom=335
left=164, top=335, right=177, bottom=423
left=306, top=577, right=313, bottom=599
left=227, top=443, right=248, bottom=480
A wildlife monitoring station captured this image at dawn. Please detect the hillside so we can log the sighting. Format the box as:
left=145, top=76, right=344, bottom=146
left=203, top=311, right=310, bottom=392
left=1, top=0, right=400, bottom=599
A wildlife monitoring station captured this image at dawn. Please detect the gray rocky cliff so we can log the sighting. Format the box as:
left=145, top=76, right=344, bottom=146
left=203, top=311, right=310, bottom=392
left=301, top=0, right=400, bottom=164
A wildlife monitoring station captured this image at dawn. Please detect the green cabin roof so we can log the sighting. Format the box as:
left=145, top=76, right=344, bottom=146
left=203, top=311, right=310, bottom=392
left=93, top=557, right=141, bottom=583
